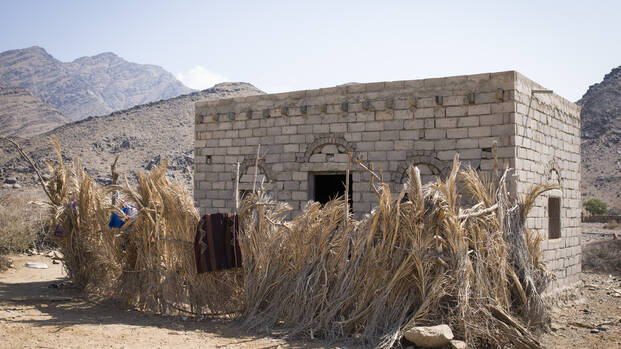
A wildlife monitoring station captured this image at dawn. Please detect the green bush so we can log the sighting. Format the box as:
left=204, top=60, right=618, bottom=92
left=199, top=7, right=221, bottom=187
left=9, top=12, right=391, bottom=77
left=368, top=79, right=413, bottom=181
left=584, top=198, right=608, bottom=215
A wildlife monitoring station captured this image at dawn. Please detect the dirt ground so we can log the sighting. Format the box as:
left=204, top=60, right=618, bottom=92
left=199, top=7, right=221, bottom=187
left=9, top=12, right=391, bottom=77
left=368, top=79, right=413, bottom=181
left=1, top=223, right=621, bottom=349
left=0, top=255, right=352, bottom=349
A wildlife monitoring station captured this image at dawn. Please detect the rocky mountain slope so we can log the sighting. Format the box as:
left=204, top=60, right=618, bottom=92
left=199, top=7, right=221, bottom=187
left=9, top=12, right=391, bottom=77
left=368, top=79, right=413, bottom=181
left=0, top=86, right=70, bottom=138
left=0, top=82, right=263, bottom=191
left=0, top=46, right=193, bottom=121
left=579, top=66, right=621, bottom=212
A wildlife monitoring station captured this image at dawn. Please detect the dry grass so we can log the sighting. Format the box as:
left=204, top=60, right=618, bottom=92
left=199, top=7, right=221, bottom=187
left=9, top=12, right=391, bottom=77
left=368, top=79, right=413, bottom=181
left=237, top=155, right=552, bottom=348
left=0, top=255, right=11, bottom=271
left=0, top=191, right=48, bottom=254
left=582, top=239, right=621, bottom=276
left=603, top=219, right=620, bottom=230
left=45, top=137, right=242, bottom=315
left=42, top=138, right=553, bottom=348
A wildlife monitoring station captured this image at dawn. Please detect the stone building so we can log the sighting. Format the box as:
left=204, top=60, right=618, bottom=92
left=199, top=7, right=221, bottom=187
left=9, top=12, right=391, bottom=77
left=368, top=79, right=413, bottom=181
left=194, top=71, right=581, bottom=291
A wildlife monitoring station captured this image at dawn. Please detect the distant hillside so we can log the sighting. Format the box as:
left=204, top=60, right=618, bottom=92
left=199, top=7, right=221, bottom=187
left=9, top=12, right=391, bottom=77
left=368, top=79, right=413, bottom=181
left=0, top=46, right=194, bottom=121
left=0, top=86, right=70, bottom=138
left=579, top=66, right=621, bottom=211
left=0, top=82, right=264, bottom=191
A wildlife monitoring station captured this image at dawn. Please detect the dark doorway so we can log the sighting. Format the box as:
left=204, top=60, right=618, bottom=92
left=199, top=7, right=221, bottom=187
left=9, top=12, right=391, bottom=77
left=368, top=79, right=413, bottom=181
left=312, top=173, right=353, bottom=207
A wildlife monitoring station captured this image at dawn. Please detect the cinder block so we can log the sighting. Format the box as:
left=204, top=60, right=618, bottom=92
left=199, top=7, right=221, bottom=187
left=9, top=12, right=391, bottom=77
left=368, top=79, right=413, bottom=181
left=425, top=129, right=445, bottom=139
left=375, top=141, right=393, bottom=151
left=468, top=104, right=491, bottom=115
left=376, top=111, right=394, bottom=120
left=394, top=110, right=413, bottom=120
left=285, top=144, right=299, bottom=153
left=447, top=128, right=468, bottom=139
left=436, top=118, right=457, bottom=128
left=458, top=116, right=479, bottom=127
left=446, top=106, right=468, bottom=117
left=435, top=139, right=456, bottom=150
left=468, top=126, right=491, bottom=138
left=330, top=123, right=347, bottom=133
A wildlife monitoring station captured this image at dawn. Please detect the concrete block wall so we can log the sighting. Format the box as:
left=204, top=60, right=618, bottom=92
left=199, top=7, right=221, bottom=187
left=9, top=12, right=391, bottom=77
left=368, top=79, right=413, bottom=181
left=194, top=70, right=581, bottom=290
left=512, top=73, right=582, bottom=292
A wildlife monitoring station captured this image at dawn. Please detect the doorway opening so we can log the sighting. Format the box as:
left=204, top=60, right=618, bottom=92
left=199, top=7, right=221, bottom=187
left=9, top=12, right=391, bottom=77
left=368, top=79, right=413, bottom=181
left=311, top=173, right=353, bottom=208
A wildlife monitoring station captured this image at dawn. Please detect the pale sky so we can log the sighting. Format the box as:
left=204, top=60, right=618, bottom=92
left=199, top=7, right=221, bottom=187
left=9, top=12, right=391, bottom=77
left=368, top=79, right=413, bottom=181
left=1, top=0, right=620, bottom=101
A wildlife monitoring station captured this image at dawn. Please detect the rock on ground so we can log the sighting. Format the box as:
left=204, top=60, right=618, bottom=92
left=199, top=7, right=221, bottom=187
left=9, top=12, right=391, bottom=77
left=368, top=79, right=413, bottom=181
left=403, top=324, right=454, bottom=348
left=450, top=339, right=467, bottom=349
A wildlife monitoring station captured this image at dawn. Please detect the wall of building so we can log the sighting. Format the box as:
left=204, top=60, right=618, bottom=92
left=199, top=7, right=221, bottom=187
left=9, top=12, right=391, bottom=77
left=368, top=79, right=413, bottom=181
left=194, top=71, right=581, bottom=290
left=195, top=71, right=516, bottom=216
left=512, top=73, right=582, bottom=291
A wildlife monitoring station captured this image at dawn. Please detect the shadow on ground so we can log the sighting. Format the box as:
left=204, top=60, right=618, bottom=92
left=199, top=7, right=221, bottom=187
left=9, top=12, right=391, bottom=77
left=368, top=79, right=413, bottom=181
left=0, top=277, right=357, bottom=348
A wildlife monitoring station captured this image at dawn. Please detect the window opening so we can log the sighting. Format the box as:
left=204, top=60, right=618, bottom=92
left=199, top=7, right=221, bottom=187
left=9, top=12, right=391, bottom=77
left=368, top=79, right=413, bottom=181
left=548, top=197, right=561, bottom=239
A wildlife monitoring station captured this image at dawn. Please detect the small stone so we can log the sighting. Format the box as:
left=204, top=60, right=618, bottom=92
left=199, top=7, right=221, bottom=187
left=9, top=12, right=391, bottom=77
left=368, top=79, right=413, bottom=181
left=591, top=329, right=600, bottom=334
left=450, top=340, right=467, bottom=349
left=12, top=183, right=21, bottom=189
left=4, top=175, right=17, bottom=184
left=404, top=324, right=454, bottom=348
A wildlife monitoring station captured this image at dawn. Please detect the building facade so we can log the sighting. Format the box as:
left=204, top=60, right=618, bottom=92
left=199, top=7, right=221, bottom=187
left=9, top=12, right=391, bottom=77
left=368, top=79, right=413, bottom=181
left=194, top=71, right=581, bottom=291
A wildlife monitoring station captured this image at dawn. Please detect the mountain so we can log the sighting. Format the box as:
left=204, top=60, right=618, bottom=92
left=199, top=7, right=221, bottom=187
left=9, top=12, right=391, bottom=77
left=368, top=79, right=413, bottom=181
left=0, top=85, right=71, bottom=138
left=0, top=82, right=263, bottom=191
left=0, top=46, right=193, bottom=121
left=579, top=66, right=621, bottom=212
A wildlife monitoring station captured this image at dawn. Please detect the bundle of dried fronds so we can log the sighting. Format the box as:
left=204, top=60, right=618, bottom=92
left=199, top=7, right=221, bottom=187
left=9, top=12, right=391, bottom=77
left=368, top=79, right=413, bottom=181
left=237, top=154, right=553, bottom=348
left=45, top=138, right=119, bottom=290
left=45, top=138, right=242, bottom=315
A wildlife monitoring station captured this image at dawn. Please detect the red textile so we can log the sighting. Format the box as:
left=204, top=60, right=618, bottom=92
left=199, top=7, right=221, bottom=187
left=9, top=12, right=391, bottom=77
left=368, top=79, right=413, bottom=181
left=194, top=213, right=241, bottom=273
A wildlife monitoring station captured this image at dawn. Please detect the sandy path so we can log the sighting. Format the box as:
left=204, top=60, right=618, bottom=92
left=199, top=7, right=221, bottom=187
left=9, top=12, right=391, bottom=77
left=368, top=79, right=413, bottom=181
left=0, top=255, right=349, bottom=349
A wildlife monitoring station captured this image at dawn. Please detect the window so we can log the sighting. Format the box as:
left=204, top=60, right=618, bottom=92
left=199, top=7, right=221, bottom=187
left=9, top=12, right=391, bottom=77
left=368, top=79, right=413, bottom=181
left=311, top=173, right=353, bottom=207
left=548, top=197, right=561, bottom=239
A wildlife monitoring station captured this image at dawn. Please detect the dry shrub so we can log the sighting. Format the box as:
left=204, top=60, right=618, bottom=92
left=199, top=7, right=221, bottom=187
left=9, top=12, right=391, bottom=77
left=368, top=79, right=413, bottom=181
left=603, top=219, right=619, bottom=230
left=582, top=239, right=621, bottom=275
left=41, top=137, right=552, bottom=348
left=45, top=138, right=242, bottom=314
left=238, top=156, right=552, bottom=348
left=0, top=192, right=47, bottom=254
left=0, top=255, right=11, bottom=271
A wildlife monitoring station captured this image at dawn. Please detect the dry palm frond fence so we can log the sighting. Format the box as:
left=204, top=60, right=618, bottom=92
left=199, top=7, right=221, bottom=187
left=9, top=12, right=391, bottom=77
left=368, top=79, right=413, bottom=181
left=15, top=137, right=553, bottom=348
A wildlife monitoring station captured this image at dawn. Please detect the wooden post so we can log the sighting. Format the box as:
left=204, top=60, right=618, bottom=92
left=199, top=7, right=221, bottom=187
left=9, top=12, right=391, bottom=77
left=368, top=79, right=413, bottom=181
left=235, top=162, right=240, bottom=211
left=344, top=152, right=352, bottom=226
left=252, top=144, right=261, bottom=193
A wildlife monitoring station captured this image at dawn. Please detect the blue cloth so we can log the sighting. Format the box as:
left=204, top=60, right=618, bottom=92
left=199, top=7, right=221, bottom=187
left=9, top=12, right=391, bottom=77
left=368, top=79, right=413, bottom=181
left=109, top=207, right=132, bottom=228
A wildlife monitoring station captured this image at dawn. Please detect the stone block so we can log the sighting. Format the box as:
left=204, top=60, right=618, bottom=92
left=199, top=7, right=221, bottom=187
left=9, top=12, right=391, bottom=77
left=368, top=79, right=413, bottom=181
left=309, top=154, right=326, bottom=163
left=468, top=126, right=491, bottom=138
left=468, top=104, right=491, bottom=115
left=447, top=128, right=468, bottom=139
left=394, top=110, right=413, bottom=120
left=375, top=141, right=393, bottom=151
left=435, top=139, right=456, bottom=150
left=425, top=129, right=445, bottom=139
left=376, top=110, right=393, bottom=120
left=404, top=119, right=424, bottom=129
left=436, top=118, right=457, bottom=128
left=285, top=144, right=299, bottom=153
left=458, top=116, right=479, bottom=127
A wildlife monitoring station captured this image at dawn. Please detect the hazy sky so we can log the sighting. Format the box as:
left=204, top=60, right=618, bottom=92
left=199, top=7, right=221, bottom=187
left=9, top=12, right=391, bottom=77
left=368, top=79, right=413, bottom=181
left=1, top=1, right=620, bottom=101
